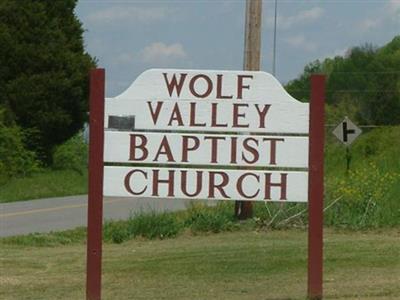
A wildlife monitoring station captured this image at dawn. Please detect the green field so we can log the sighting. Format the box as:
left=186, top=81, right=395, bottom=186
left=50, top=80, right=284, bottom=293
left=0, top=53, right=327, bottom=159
left=1, top=229, right=399, bottom=300
left=0, top=169, right=87, bottom=203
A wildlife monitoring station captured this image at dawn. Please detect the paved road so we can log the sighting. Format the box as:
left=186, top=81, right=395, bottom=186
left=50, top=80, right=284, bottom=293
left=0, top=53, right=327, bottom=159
left=0, top=195, right=203, bottom=237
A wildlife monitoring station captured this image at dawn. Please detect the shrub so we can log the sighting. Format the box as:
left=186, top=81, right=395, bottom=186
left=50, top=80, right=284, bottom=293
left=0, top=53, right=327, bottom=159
left=53, top=133, right=88, bottom=175
left=127, top=211, right=183, bottom=240
left=103, top=221, right=130, bottom=244
left=185, top=202, right=237, bottom=233
left=0, top=124, right=40, bottom=184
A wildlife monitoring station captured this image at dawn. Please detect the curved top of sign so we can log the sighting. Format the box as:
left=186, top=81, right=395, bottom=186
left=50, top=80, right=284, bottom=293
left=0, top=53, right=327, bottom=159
left=111, top=68, right=303, bottom=106
left=105, top=69, right=309, bottom=134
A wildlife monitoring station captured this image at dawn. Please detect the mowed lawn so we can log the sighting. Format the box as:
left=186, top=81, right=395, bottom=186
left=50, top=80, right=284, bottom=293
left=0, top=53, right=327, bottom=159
left=1, top=229, right=399, bottom=300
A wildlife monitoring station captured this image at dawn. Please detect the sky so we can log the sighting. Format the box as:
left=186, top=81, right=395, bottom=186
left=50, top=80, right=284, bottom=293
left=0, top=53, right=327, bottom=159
left=75, top=0, right=400, bottom=97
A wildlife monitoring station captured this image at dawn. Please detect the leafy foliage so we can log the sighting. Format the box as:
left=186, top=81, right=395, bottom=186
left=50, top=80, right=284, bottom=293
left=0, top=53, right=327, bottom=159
left=325, top=163, right=399, bottom=228
left=0, top=0, right=95, bottom=163
left=0, top=108, right=40, bottom=184
left=324, top=125, right=400, bottom=228
left=127, top=211, right=183, bottom=240
left=286, top=36, right=400, bottom=125
left=53, top=133, right=87, bottom=175
left=185, top=202, right=237, bottom=233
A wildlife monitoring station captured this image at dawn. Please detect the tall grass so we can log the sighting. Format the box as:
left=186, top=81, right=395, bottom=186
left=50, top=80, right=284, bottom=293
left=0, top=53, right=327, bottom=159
left=324, top=126, right=400, bottom=228
left=0, top=169, right=87, bottom=203
left=184, top=202, right=238, bottom=233
left=103, top=211, right=183, bottom=244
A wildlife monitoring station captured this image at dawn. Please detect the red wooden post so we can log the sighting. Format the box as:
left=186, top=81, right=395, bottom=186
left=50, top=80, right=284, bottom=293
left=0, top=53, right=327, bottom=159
left=86, top=68, right=105, bottom=300
left=308, top=74, right=325, bottom=300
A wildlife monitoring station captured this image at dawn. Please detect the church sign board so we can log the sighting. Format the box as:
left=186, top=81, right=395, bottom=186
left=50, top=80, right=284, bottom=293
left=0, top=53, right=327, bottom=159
left=103, top=69, right=309, bottom=202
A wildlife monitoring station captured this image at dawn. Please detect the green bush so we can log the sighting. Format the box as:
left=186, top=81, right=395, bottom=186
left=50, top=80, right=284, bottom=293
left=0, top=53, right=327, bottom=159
left=53, top=133, right=88, bottom=175
left=104, top=221, right=130, bottom=244
left=185, top=203, right=237, bottom=233
left=0, top=124, right=40, bottom=184
left=127, top=211, right=183, bottom=240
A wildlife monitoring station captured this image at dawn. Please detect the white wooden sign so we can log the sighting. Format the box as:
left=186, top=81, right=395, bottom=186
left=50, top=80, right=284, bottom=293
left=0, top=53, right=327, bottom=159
left=103, top=69, right=309, bottom=202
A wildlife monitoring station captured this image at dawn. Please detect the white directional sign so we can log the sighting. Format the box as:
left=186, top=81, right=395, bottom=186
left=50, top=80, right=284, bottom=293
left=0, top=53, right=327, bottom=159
left=103, top=69, right=310, bottom=202
left=332, top=116, right=362, bottom=146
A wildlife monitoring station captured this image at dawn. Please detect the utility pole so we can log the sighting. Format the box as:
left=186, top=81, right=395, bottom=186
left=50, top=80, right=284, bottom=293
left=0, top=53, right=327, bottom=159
left=235, top=0, right=262, bottom=220
left=272, top=0, right=278, bottom=76
left=243, top=0, right=262, bottom=71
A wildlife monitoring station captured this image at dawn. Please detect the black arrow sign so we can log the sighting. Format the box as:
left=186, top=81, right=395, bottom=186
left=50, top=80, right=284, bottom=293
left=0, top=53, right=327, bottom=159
left=342, top=121, right=355, bottom=142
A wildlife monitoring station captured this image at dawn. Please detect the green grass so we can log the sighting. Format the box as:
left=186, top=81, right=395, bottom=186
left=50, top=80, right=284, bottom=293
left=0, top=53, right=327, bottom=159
left=1, top=229, right=399, bottom=300
left=103, top=211, right=183, bottom=243
left=324, top=126, right=400, bottom=228
left=325, top=126, right=400, bottom=175
left=0, top=227, right=87, bottom=247
left=0, top=169, right=87, bottom=203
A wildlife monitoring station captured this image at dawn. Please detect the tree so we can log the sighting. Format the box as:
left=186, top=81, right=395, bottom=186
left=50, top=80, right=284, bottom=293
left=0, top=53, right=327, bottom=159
left=285, top=37, right=400, bottom=125
left=0, top=0, right=95, bottom=163
left=285, top=60, right=323, bottom=102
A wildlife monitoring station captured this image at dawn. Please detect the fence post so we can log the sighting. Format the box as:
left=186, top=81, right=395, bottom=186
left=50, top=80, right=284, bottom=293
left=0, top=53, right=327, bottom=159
left=308, top=74, right=325, bottom=299
left=86, top=68, right=105, bottom=300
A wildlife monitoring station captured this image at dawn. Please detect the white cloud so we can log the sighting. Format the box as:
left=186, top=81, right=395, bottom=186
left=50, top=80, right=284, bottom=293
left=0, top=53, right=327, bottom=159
left=388, top=0, right=400, bottom=11
left=284, top=35, right=317, bottom=52
left=140, top=42, right=187, bottom=63
left=334, top=47, right=350, bottom=58
left=356, top=0, right=399, bottom=32
left=115, top=53, right=136, bottom=65
left=322, top=47, right=350, bottom=60
left=86, top=6, right=173, bottom=24
left=387, top=0, right=400, bottom=18
left=266, top=7, right=324, bottom=29
left=358, top=18, right=381, bottom=31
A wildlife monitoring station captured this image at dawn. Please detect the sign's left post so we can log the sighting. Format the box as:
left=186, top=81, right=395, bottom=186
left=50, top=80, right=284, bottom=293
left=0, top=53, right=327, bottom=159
left=86, top=68, right=105, bottom=300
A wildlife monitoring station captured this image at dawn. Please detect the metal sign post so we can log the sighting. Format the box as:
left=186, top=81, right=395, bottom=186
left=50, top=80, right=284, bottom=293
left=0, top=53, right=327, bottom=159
left=332, top=117, right=362, bottom=173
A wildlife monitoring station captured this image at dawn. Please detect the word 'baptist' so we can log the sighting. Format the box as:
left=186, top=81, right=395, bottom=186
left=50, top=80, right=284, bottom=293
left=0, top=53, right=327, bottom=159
left=129, top=134, right=284, bottom=165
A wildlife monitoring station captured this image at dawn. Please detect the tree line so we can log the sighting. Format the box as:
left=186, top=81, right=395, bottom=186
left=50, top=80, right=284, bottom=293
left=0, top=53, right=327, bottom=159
left=286, top=36, right=400, bottom=126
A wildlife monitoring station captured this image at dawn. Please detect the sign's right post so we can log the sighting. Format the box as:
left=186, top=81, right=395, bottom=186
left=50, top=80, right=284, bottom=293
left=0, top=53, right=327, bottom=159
left=308, top=74, right=326, bottom=300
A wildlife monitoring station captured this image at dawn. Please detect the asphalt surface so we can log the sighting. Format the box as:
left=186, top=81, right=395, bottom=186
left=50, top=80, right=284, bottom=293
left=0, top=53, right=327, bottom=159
left=0, top=195, right=204, bottom=237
